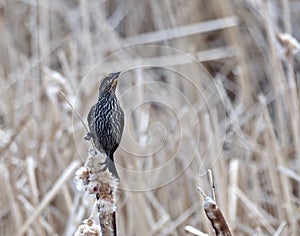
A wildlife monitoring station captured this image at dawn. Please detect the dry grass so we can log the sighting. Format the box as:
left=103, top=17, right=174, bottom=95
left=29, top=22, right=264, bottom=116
left=0, top=0, right=300, bottom=235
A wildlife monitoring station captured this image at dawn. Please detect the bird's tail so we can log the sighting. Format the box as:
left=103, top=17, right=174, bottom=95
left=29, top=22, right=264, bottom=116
left=107, top=153, right=119, bottom=180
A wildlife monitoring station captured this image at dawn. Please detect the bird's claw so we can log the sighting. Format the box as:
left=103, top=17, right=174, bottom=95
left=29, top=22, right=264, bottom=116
left=84, top=132, right=94, bottom=141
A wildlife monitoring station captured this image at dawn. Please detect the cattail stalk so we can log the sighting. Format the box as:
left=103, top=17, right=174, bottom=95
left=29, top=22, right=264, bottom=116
left=74, top=148, right=118, bottom=236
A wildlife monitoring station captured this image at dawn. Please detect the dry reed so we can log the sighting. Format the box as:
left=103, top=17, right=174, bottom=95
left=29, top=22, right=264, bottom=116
left=0, top=0, right=299, bottom=235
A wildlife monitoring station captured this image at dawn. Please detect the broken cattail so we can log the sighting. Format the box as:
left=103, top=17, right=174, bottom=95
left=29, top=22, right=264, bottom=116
left=198, top=187, right=232, bottom=236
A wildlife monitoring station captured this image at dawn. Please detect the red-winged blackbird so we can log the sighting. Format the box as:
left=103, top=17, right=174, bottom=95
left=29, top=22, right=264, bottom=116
left=85, top=72, right=124, bottom=179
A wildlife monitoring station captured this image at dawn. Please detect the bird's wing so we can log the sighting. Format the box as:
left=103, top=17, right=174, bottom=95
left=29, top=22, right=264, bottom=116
left=87, top=104, right=96, bottom=131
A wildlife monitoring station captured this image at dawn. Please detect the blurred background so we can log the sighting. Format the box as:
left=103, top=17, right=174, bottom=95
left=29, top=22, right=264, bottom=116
left=0, top=0, right=300, bottom=235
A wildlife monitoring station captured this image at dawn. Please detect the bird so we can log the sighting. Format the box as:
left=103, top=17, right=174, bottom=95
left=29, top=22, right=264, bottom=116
left=85, top=71, right=124, bottom=179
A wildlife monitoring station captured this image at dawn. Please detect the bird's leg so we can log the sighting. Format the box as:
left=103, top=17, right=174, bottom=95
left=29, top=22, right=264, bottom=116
left=98, top=158, right=109, bottom=172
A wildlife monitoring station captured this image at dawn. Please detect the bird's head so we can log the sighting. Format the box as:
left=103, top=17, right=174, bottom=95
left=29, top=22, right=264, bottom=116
left=98, top=71, right=121, bottom=96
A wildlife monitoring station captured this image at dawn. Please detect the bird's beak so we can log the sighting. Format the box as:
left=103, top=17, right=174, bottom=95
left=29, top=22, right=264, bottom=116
left=112, top=71, right=121, bottom=78
left=111, top=71, right=121, bottom=88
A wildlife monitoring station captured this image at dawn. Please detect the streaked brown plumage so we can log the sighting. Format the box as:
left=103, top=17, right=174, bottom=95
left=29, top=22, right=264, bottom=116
left=86, top=71, right=124, bottom=179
